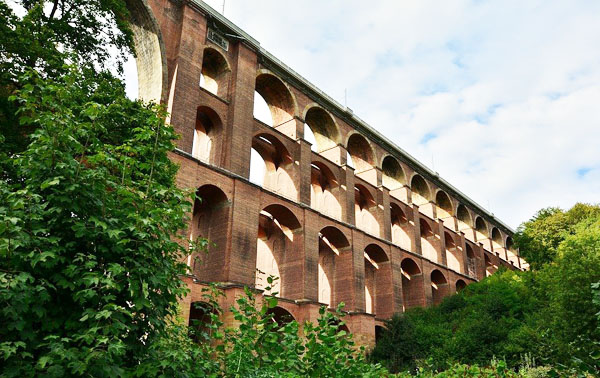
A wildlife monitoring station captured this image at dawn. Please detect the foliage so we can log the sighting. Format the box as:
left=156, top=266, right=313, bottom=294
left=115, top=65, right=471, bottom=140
left=372, top=203, right=600, bottom=376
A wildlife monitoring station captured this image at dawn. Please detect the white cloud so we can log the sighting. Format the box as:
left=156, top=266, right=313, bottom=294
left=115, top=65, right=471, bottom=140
left=165, top=0, right=600, bottom=227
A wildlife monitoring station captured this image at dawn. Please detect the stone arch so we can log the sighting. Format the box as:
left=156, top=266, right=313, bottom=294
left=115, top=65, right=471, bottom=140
left=267, top=306, right=296, bottom=327
left=346, top=133, right=375, bottom=173
left=435, top=190, right=453, bottom=219
left=430, top=269, right=449, bottom=305
left=199, top=47, right=231, bottom=97
left=303, top=105, right=340, bottom=152
left=491, top=227, right=502, bottom=249
left=475, top=216, right=488, bottom=240
left=445, top=232, right=462, bottom=273
left=410, top=174, right=431, bottom=206
left=192, top=106, right=223, bottom=164
left=311, top=162, right=341, bottom=219
left=355, top=184, right=379, bottom=236
left=250, top=133, right=297, bottom=200
left=457, top=204, right=472, bottom=230
left=382, top=156, right=406, bottom=190
left=485, top=254, right=497, bottom=277
left=465, top=243, right=477, bottom=277
left=506, top=236, right=515, bottom=251
left=125, top=0, right=167, bottom=103
left=256, top=204, right=302, bottom=298
left=456, top=279, right=467, bottom=291
left=188, top=301, right=217, bottom=342
left=390, top=203, right=411, bottom=251
left=364, top=244, right=392, bottom=317
left=189, top=184, right=230, bottom=281
left=401, top=258, right=425, bottom=310
left=254, top=71, right=297, bottom=127
left=318, top=226, right=350, bottom=308
left=420, top=218, right=439, bottom=263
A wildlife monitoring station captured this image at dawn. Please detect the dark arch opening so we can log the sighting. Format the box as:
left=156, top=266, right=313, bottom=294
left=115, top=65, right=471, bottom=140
left=267, top=306, right=296, bottom=328
left=189, top=185, right=230, bottom=281
left=445, top=232, right=462, bottom=273
left=250, top=133, right=297, bottom=199
left=457, top=204, right=472, bottom=229
left=318, top=226, right=350, bottom=307
left=199, top=47, right=230, bottom=97
left=475, top=217, right=488, bottom=239
left=491, top=227, right=502, bottom=248
left=304, top=106, right=340, bottom=152
left=431, top=269, right=448, bottom=305
left=420, top=218, right=439, bottom=263
left=192, top=106, right=222, bottom=164
left=188, top=301, right=217, bottom=343
left=254, top=73, right=295, bottom=127
left=347, top=133, right=374, bottom=172
left=382, top=156, right=406, bottom=190
left=435, top=191, right=453, bottom=218
left=456, top=279, right=467, bottom=291
left=355, top=184, right=379, bottom=236
left=401, top=258, right=425, bottom=310
left=411, top=175, right=430, bottom=206
left=390, top=203, right=411, bottom=251
left=485, top=254, right=497, bottom=277
left=364, top=244, right=391, bottom=317
left=311, top=162, right=341, bottom=219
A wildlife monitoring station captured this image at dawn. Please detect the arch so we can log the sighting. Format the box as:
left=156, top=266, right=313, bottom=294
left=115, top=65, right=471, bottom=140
left=419, top=219, right=439, bottom=263
left=457, top=204, right=472, bottom=229
left=410, top=175, right=430, bottom=206
left=311, top=162, right=341, bottom=219
left=318, top=226, right=350, bottom=307
left=430, top=269, right=449, bottom=305
left=445, top=232, right=462, bottom=273
left=475, top=216, right=488, bottom=240
left=435, top=190, right=453, bottom=219
left=491, top=227, right=502, bottom=249
left=189, top=185, right=230, bottom=281
left=506, top=236, right=515, bottom=251
left=254, top=72, right=296, bottom=127
left=256, top=204, right=302, bottom=298
left=125, top=0, right=167, bottom=103
left=465, top=244, right=477, bottom=277
left=355, top=184, right=379, bottom=236
left=304, top=106, right=340, bottom=152
left=199, top=47, right=230, bottom=97
left=251, top=134, right=297, bottom=200
left=192, top=106, right=222, bottom=164
left=364, top=244, right=392, bottom=316
left=188, top=301, right=217, bottom=342
left=382, top=156, right=406, bottom=190
left=267, top=306, right=296, bottom=328
left=485, top=254, right=497, bottom=277
left=401, top=258, right=425, bottom=310
left=456, top=279, right=467, bottom=291
left=375, top=325, right=385, bottom=343
left=346, top=133, right=375, bottom=173
left=390, top=203, right=411, bottom=251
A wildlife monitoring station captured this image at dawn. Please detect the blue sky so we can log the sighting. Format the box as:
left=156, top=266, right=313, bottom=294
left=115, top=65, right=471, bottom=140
left=132, top=0, right=600, bottom=228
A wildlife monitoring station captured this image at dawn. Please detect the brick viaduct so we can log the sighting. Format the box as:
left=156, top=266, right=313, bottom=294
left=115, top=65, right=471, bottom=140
left=126, top=0, right=528, bottom=344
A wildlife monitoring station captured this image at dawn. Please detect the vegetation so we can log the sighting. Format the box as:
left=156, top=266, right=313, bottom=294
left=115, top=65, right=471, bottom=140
left=372, top=203, right=600, bottom=376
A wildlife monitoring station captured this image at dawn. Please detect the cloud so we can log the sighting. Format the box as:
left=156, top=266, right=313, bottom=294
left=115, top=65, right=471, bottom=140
left=168, top=0, right=600, bottom=227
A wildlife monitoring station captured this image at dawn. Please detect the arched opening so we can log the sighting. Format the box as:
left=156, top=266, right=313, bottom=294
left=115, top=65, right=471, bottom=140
left=347, top=133, right=374, bottom=173
left=192, top=106, right=222, bottom=164
left=420, top=219, right=439, bottom=263
left=435, top=191, right=453, bottom=219
left=505, top=236, right=519, bottom=265
left=431, top=269, right=449, bottom=305
left=188, top=301, right=217, bottom=343
left=189, top=185, right=230, bottom=281
left=311, top=162, right=341, bottom=219
left=382, top=156, right=406, bottom=191
left=375, top=325, right=385, bottom=343
left=411, top=175, right=430, bottom=206
left=199, top=47, right=230, bottom=97
left=457, top=204, right=472, bottom=230
left=401, top=258, right=425, bottom=310
left=254, top=73, right=295, bottom=128
left=475, top=217, right=488, bottom=241
left=256, top=205, right=302, bottom=298
left=466, top=244, right=477, bottom=277
left=250, top=134, right=297, bottom=200
left=304, top=106, right=340, bottom=152
left=390, top=203, right=411, bottom=251
left=125, top=0, right=167, bottom=103
left=456, top=279, right=467, bottom=292
left=355, top=184, right=379, bottom=236
left=304, top=123, right=318, bottom=152
left=491, top=228, right=502, bottom=249
left=445, top=232, right=462, bottom=273
left=267, top=306, right=296, bottom=328
left=318, top=226, right=350, bottom=308
left=364, top=244, right=392, bottom=317
left=485, top=254, right=497, bottom=277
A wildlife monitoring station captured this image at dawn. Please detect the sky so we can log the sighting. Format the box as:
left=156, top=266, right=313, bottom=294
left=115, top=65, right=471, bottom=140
left=128, top=0, right=600, bottom=228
